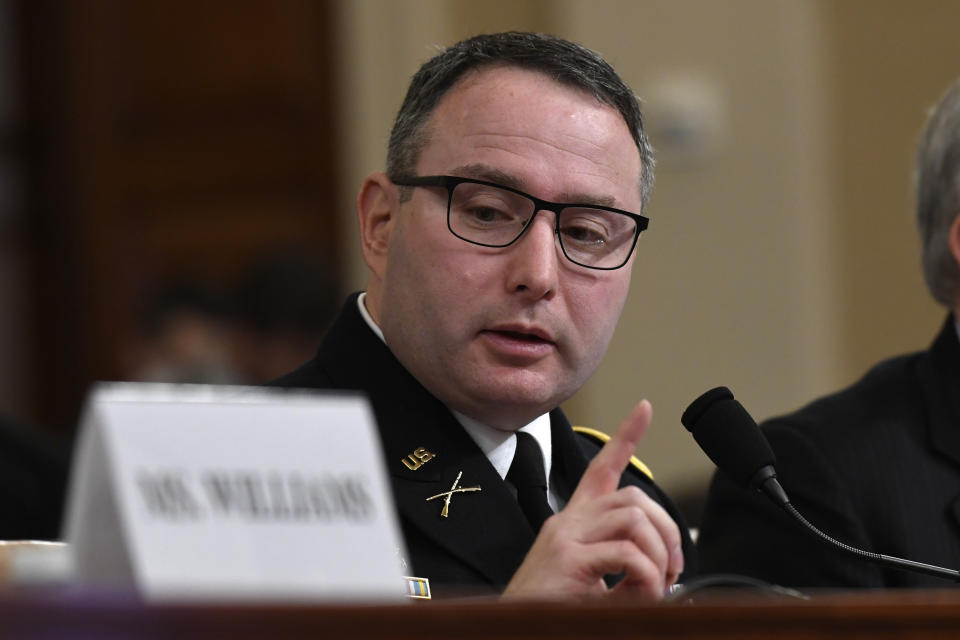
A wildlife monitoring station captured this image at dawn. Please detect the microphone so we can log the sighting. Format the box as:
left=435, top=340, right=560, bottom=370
left=682, top=386, right=959, bottom=583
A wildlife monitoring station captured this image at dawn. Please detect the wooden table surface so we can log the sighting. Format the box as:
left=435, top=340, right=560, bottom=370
left=2, top=586, right=959, bottom=639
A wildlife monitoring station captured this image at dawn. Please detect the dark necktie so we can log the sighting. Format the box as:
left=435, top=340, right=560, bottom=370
left=507, top=431, right=554, bottom=534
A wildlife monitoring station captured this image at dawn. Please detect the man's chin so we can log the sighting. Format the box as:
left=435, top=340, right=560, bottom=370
left=457, top=385, right=571, bottom=430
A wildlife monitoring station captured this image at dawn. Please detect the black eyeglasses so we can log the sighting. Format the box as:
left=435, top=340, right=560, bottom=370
left=391, top=175, right=648, bottom=270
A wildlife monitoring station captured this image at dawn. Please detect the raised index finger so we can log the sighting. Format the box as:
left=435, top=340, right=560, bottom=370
left=568, top=400, right=653, bottom=506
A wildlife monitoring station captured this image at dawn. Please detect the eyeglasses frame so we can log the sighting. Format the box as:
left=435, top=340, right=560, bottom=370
left=390, top=175, right=649, bottom=270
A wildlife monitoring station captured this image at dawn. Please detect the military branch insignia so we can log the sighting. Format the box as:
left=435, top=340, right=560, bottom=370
left=402, top=446, right=436, bottom=471
left=425, top=470, right=481, bottom=517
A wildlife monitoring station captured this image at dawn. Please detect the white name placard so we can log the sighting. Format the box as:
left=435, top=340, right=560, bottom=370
left=64, top=383, right=408, bottom=602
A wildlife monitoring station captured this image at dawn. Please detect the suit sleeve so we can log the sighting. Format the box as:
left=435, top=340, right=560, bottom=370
left=696, top=420, right=885, bottom=589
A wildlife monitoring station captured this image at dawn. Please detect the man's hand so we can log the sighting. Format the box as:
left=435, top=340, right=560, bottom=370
left=502, top=400, right=684, bottom=601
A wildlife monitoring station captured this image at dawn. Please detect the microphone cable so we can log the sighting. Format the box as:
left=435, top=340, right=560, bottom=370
left=684, top=386, right=960, bottom=584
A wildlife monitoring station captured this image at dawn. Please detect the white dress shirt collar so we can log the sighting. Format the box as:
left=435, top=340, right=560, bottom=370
left=357, top=292, right=384, bottom=342
left=356, top=292, right=558, bottom=508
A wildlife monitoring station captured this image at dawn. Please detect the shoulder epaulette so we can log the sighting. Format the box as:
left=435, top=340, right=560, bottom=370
left=572, top=426, right=654, bottom=480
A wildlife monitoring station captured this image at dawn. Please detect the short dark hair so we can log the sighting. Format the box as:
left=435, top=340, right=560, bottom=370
left=916, top=77, right=960, bottom=307
left=386, top=32, right=653, bottom=212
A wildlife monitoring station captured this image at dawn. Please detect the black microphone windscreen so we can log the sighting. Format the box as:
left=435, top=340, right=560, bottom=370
left=681, top=387, right=776, bottom=489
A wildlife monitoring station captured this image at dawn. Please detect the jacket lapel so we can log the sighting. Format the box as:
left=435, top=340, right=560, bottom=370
left=550, top=409, right=590, bottom=503
left=312, top=295, right=534, bottom=586
left=922, top=315, right=960, bottom=466
left=387, top=424, right=535, bottom=587
left=921, top=316, right=960, bottom=530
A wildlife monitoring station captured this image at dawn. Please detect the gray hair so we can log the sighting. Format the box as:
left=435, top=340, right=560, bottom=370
left=386, top=32, right=654, bottom=212
left=916, top=77, right=960, bottom=307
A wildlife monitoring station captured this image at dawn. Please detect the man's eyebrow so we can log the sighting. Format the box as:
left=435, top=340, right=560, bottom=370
left=450, top=164, right=522, bottom=189
left=556, top=191, right=617, bottom=208
left=448, top=163, right=619, bottom=208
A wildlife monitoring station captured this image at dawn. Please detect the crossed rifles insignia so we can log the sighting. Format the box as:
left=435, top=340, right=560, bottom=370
left=425, top=471, right=482, bottom=518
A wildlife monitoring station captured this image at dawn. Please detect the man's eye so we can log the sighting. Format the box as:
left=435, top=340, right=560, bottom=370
left=459, top=204, right=521, bottom=226
left=468, top=206, right=510, bottom=223
left=561, top=224, right=608, bottom=246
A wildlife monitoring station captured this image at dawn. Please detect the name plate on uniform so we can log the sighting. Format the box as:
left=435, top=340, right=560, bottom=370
left=64, top=383, right=407, bottom=602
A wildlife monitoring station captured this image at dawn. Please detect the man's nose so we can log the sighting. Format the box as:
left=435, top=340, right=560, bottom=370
left=505, top=211, right=560, bottom=299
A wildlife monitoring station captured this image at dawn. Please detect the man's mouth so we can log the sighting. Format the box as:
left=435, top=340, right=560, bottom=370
left=486, top=322, right=555, bottom=342
left=493, top=330, right=551, bottom=344
left=479, top=326, right=557, bottom=362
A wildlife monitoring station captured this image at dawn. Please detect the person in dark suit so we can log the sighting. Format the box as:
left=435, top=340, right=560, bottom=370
left=0, top=414, right=69, bottom=540
left=696, top=76, right=960, bottom=589
left=274, top=32, right=695, bottom=600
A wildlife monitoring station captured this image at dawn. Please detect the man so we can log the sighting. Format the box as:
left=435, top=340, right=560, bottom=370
left=274, top=32, right=695, bottom=600
left=697, top=77, right=960, bottom=589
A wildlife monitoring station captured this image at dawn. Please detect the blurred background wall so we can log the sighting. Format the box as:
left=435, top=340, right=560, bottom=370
left=1, top=0, right=958, bottom=524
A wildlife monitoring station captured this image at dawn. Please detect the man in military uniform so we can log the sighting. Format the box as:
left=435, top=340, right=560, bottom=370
left=275, top=32, right=695, bottom=600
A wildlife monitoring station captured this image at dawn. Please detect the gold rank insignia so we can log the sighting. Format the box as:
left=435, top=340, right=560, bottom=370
left=425, top=470, right=481, bottom=517
left=402, top=446, right=435, bottom=471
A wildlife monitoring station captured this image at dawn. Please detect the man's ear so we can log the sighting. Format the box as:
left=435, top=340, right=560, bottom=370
left=357, top=171, right=398, bottom=281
